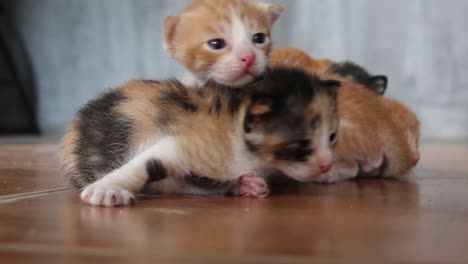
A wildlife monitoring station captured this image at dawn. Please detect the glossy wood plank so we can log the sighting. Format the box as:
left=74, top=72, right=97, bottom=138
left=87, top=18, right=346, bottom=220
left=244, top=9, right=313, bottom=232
left=0, top=176, right=467, bottom=263
left=0, top=140, right=467, bottom=263
left=0, top=143, right=66, bottom=196
left=0, top=251, right=233, bottom=264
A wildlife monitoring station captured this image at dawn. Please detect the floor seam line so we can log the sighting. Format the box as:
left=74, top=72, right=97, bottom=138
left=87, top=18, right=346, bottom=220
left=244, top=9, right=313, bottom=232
left=0, top=188, right=71, bottom=203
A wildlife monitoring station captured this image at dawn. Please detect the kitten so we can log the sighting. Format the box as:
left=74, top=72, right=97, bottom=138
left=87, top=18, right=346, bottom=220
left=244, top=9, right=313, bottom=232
left=270, top=47, right=388, bottom=95
left=382, top=98, right=421, bottom=166
left=60, top=67, right=339, bottom=207
left=327, top=62, right=388, bottom=96
left=162, top=0, right=283, bottom=88
left=269, top=47, right=419, bottom=183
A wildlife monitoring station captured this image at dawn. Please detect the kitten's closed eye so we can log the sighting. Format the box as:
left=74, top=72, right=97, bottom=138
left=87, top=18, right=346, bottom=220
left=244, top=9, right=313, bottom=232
left=273, top=140, right=312, bottom=162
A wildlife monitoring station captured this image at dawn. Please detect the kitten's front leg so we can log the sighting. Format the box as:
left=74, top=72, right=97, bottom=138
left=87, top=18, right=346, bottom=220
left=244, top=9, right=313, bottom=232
left=81, top=137, right=184, bottom=207
left=232, top=172, right=269, bottom=198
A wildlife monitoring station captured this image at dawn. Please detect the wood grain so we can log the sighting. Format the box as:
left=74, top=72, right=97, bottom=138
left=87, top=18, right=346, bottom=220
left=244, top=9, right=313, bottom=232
left=0, top=140, right=467, bottom=263
left=0, top=143, right=66, bottom=196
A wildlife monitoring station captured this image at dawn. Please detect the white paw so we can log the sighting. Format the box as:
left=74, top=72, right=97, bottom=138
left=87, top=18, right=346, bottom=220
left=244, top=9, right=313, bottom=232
left=314, top=172, right=340, bottom=184
left=234, top=174, right=269, bottom=198
left=80, top=184, right=135, bottom=207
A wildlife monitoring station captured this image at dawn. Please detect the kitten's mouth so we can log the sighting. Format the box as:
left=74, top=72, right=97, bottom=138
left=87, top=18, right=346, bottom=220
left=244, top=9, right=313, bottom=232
left=240, top=69, right=256, bottom=78
left=219, top=67, right=260, bottom=87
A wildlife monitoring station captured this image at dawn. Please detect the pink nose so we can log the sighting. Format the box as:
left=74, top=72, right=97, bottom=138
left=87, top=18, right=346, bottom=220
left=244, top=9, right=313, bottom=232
left=412, top=154, right=420, bottom=166
left=320, top=163, right=332, bottom=173
left=240, top=53, right=256, bottom=68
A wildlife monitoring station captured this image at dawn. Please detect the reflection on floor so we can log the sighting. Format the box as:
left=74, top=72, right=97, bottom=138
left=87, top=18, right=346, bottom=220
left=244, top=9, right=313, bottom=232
left=0, top=139, right=467, bottom=264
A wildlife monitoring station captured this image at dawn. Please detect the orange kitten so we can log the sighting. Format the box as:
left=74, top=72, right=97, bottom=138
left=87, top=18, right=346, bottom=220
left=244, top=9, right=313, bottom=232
left=162, top=0, right=283, bottom=88
left=269, top=47, right=419, bottom=183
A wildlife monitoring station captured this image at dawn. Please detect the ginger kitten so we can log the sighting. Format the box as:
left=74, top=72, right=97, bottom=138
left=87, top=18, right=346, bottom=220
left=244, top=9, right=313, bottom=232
left=60, top=67, right=339, bottom=207
left=270, top=47, right=388, bottom=95
left=162, top=0, right=283, bottom=88
left=269, top=47, right=419, bottom=183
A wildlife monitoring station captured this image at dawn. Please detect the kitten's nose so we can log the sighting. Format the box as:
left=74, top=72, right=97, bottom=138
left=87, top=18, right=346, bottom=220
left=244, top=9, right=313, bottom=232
left=239, top=51, right=256, bottom=68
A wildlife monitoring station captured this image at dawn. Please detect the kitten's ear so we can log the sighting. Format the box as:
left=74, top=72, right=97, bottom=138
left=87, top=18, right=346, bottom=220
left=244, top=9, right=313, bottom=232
left=244, top=96, right=274, bottom=132
left=370, top=75, right=388, bottom=95
left=249, top=97, right=274, bottom=115
left=258, top=3, right=284, bottom=24
left=162, top=15, right=180, bottom=58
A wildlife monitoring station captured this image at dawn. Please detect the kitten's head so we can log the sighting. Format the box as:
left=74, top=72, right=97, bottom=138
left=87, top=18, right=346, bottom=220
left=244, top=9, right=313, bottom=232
left=241, top=67, right=340, bottom=181
left=328, top=62, right=388, bottom=95
left=162, top=0, right=283, bottom=87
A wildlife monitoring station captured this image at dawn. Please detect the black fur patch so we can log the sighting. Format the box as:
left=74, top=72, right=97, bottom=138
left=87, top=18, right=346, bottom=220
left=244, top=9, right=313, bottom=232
left=143, top=80, right=161, bottom=85
left=206, top=83, right=243, bottom=115
left=328, top=62, right=387, bottom=95
left=146, top=159, right=168, bottom=182
left=273, top=140, right=312, bottom=162
left=160, top=85, right=198, bottom=112
left=156, top=112, right=175, bottom=135
left=184, top=172, right=234, bottom=190
left=245, top=140, right=259, bottom=153
left=209, top=94, right=223, bottom=115
left=75, top=90, right=132, bottom=186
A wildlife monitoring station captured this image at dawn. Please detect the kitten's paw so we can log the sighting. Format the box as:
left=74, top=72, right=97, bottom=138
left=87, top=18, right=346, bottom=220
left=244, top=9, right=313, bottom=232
left=235, top=174, right=269, bottom=198
left=314, top=172, right=340, bottom=184
left=315, top=165, right=357, bottom=184
left=81, top=185, right=135, bottom=207
left=362, top=154, right=384, bottom=173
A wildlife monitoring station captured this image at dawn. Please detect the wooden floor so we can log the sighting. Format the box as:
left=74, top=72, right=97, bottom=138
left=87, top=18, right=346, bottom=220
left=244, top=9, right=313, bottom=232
left=0, top=138, right=467, bottom=264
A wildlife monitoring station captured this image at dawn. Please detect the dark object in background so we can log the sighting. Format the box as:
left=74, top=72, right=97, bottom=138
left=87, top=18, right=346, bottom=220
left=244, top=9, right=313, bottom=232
left=0, top=9, right=38, bottom=134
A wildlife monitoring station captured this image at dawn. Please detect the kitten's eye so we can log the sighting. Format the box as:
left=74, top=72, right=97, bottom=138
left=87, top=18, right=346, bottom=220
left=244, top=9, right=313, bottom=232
left=329, top=132, right=337, bottom=143
left=207, top=39, right=226, bottom=50
left=252, top=33, right=266, bottom=44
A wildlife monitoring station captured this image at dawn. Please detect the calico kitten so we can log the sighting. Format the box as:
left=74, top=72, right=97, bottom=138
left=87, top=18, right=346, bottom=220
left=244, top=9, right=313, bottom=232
left=162, top=0, right=283, bottom=88
left=269, top=47, right=419, bottom=183
left=60, top=67, right=339, bottom=207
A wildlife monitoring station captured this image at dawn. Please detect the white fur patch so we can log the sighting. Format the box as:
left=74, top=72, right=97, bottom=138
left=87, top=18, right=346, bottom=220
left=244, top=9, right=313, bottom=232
left=339, top=118, right=354, bottom=128
left=228, top=133, right=260, bottom=179
left=80, top=137, right=187, bottom=207
left=231, top=9, right=249, bottom=49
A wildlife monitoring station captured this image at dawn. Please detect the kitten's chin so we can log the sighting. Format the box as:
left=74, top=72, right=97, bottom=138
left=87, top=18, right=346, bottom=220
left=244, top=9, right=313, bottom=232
left=279, top=165, right=322, bottom=182
left=213, top=67, right=263, bottom=88
left=219, top=74, right=256, bottom=88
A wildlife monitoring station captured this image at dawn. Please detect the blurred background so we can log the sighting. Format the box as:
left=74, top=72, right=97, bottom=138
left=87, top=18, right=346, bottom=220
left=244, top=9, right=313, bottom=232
left=0, top=0, right=467, bottom=140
